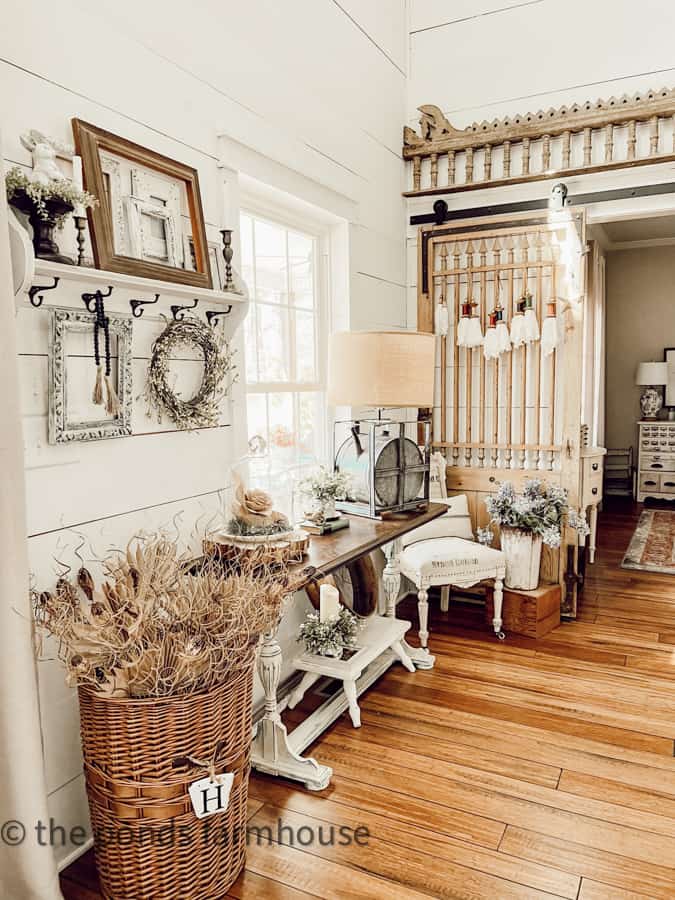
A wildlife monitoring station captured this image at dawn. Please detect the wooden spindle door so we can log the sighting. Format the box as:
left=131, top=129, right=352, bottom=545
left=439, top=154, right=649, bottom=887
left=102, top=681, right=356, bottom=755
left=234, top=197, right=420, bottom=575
left=417, top=209, right=586, bottom=615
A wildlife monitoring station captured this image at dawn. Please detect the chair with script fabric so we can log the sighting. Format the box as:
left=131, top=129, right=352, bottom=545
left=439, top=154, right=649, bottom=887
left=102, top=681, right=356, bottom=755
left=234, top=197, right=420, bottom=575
left=399, top=455, right=507, bottom=664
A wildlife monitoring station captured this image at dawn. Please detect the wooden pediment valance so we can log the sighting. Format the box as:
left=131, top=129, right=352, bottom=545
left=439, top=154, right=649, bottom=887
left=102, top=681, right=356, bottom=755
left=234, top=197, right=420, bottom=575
left=403, top=88, right=675, bottom=196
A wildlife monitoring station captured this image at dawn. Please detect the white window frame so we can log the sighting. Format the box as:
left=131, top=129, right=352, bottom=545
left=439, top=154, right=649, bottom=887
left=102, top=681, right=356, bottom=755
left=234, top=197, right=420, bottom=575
left=240, top=199, right=331, bottom=462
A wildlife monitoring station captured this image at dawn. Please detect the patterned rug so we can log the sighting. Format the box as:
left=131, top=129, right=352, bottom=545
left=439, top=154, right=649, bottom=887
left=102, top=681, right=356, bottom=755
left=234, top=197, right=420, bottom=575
left=622, top=509, right=675, bottom=574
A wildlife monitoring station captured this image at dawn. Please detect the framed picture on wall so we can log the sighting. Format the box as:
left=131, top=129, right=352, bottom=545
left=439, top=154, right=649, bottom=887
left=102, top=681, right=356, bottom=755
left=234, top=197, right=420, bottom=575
left=664, top=348, right=675, bottom=407
left=72, top=119, right=212, bottom=289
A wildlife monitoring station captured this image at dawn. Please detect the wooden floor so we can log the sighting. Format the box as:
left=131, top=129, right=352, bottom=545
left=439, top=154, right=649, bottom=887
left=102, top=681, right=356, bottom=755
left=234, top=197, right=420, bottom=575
left=61, top=500, right=675, bottom=899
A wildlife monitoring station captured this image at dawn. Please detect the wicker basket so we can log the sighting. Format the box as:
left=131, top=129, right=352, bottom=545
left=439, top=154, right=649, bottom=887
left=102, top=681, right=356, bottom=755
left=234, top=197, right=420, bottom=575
left=78, top=663, right=254, bottom=900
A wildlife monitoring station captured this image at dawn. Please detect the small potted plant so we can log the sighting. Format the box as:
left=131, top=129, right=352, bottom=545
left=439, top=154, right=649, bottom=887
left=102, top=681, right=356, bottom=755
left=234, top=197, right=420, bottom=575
left=485, top=480, right=589, bottom=590
left=298, top=466, right=351, bottom=522
left=298, top=607, right=360, bottom=658
left=6, top=166, right=97, bottom=264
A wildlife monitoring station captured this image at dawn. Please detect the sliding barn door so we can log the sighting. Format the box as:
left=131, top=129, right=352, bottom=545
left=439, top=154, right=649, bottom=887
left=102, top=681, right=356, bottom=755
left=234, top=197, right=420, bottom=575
left=418, top=210, right=586, bottom=614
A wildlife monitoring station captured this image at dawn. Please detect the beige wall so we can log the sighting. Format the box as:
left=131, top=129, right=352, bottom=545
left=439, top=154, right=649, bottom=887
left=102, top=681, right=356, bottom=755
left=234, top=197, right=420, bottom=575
left=605, top=246, right=675, bottom=461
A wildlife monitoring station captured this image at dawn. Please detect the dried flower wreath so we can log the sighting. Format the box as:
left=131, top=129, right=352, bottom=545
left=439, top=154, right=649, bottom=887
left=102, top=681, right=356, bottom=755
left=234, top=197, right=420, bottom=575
left=144, top=316, right=236, bottom=430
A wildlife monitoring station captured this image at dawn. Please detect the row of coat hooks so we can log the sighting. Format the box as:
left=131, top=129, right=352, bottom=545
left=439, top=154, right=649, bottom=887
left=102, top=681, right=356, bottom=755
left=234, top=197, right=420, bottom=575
left=27, top=280, right=233, bottom=326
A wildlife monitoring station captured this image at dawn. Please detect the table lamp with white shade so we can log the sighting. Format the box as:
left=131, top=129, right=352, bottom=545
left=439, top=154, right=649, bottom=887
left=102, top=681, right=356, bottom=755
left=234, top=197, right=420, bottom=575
left=327, top=330, right=435, bottom=518
left=635, top=361, right=668, bottom=420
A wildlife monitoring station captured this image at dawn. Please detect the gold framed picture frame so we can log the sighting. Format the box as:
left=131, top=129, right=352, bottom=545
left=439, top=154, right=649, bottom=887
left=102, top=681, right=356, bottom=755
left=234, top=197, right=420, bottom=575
left=72, top=119, right=212, bottom=289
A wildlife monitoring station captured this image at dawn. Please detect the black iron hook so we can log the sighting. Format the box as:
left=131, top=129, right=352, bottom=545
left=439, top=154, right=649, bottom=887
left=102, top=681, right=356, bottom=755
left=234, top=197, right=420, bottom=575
left=28, top=276, right=60, bottom=308
left=171, top=298, right=198, bottom=321
left=205, top=305, right=232, bottom=327
left=82, top=286, right=113, bottom=312
left=130, top=293, right=160, bottom=318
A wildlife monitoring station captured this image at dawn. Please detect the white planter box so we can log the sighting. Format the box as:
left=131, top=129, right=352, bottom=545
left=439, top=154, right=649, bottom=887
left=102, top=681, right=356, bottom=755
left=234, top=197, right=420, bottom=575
left=501, top=527, right=542, bottom=590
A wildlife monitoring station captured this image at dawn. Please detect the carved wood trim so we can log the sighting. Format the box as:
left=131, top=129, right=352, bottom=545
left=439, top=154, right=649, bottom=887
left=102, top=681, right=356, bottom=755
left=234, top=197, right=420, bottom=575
left=403, top=88, right=675, bottom=196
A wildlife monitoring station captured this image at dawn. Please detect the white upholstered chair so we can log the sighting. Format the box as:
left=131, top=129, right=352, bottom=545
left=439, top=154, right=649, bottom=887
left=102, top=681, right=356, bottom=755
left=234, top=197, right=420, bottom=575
left=399, top=488, right=507, bottom=659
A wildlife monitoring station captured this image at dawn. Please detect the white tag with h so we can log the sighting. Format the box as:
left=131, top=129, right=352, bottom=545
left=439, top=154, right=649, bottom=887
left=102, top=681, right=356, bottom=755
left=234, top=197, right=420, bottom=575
left=188, top=772, right=234, bottom=819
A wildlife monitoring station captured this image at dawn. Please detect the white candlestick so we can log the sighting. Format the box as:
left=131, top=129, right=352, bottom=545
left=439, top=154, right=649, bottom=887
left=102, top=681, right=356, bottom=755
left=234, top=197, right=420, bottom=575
left=72, top=155, right=85, bottom=217
left=319, top=583, right=341, bottom=623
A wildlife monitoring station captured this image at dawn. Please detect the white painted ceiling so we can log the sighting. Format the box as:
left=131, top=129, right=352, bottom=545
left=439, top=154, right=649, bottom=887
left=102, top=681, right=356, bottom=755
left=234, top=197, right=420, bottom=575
left=603, top=215, right=675, bottom=245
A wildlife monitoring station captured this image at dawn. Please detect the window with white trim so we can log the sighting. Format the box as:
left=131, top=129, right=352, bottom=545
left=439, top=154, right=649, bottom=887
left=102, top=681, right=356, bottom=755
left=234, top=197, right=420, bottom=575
left=240, top=210, right=326, bottom=462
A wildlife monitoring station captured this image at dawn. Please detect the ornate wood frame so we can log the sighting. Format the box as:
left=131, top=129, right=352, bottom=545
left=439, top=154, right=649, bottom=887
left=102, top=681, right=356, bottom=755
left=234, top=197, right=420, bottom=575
left=72, top=119, right=211, bottom=288
left=48, top=306, right=133, bottom=443
left=403, top=87, right=675, bottom=197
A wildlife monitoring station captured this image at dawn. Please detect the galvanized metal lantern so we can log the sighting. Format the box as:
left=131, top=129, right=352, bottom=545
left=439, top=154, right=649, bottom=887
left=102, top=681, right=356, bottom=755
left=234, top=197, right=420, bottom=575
left=327, top=331, right=435, bottom=519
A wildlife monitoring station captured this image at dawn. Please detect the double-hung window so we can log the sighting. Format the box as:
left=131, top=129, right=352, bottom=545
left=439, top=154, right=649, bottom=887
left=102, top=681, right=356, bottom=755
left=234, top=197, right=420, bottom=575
left=240, top=210, right=326, bottom=462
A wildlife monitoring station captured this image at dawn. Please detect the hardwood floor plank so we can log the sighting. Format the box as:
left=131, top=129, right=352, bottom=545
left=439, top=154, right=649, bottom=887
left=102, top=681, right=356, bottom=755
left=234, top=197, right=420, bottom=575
left=245, top=839, right=430, bottom=899
left=249, top=801, right=574, bottom=900
left=558, top=770, right=675, bottom=817
left=578, top=879, right=654, bottom=900
left=354, top=704, right=675, bottom=795
left=250, top=773, right=506, bottom=850
left=227, top=869, right=319, bottom=899
left=248, top=777, right=578, bottom=898
left=501, top=826, right=675, bottom=899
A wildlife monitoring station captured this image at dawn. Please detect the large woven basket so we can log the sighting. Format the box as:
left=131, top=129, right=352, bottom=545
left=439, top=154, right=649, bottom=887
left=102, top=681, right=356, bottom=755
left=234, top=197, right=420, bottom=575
left=78, top=663, right=254, bottom=900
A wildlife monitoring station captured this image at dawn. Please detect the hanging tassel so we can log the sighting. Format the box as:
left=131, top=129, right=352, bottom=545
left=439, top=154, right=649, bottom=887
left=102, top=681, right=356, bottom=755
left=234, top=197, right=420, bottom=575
left=492, top=304, right=511, bottom=355
left=436, top=303, right=449, bottom=336
left=483, top=313, right=499, bottom=359
left=92, top=365, right=104, bottom=405
left=466, top=312, right=484, bottom=348
left=522, top=291, right=540, bottom=343
left=104, top=374, right=121, bottom=417
left=541, top=300, right=558, bottom=357
left=457, top=301, right=472, bottom=347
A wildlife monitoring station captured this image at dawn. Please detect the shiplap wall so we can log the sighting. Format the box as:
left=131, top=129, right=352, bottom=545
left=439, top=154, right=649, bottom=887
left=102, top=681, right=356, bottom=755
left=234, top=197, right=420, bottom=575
left=1, top=0, right=408, bottom=867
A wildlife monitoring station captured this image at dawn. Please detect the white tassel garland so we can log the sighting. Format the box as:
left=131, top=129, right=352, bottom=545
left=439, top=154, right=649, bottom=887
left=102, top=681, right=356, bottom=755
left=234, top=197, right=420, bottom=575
left=510, top=311, right=525, bottom=348
left=466, top=315, right=484, bottom=348
left=436, top=303, right=449, bottom=336
left=457, top=315, right=469, bottom=347
left=522, top=292, right=539, bottom=343
left=483, top=322, right=498, bottom=359
left=496, top=320, right=511, bottom=354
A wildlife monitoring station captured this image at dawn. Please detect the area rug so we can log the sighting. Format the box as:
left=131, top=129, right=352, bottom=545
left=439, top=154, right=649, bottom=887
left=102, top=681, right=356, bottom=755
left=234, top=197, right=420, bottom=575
left=622, top=509, right=675, bottom=574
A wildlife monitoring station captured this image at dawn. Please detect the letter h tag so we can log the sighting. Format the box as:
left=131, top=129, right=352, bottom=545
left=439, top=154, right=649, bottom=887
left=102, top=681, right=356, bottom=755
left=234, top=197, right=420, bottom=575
left=189, top=772, right=235, bottom=819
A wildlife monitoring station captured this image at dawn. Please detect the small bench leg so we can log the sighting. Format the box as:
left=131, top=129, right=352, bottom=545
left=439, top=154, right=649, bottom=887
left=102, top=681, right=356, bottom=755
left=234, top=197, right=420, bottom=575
left=287, top=671, right=319, bottom=710
left=390, top=639, right=416, bottom=673
left=492, top=577, right=506, bottom=640
left=440, top=586, right=450, bottom=613
left=343, top=679, right=361, bottom=728
left=417, top=588, right=430, bottom=650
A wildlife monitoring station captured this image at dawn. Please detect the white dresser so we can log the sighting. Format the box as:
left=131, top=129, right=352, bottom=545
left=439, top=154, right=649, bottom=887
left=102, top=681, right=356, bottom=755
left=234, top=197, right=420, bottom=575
left=580, top=447, right=606, bottom=563
left=637, top=420, right=675, bottom=502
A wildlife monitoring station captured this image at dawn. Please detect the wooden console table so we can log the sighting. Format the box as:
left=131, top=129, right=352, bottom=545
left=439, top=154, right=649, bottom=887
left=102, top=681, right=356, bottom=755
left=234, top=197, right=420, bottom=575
left=250, top=502, right=447, bottom=791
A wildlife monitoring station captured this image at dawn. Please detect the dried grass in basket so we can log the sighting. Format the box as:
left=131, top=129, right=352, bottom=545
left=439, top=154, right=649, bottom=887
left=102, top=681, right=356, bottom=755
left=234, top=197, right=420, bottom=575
left=33, top=532, right=294, bottom=699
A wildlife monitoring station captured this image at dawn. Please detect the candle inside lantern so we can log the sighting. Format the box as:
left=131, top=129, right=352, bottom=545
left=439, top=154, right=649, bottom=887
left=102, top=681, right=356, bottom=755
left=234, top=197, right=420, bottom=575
left=319, top=583, right=341, bottom=622
left=72, top=155, right=85, bottom=217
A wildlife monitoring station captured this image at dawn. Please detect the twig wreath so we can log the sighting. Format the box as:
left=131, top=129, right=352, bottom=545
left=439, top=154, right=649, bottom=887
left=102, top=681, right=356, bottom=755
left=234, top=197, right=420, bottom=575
left=144, top=316, right=236, bottom=429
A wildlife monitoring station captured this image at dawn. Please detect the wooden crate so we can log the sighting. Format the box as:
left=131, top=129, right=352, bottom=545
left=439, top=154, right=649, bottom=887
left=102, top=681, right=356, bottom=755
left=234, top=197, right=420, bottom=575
left=485, top=583, right=561, bottom=639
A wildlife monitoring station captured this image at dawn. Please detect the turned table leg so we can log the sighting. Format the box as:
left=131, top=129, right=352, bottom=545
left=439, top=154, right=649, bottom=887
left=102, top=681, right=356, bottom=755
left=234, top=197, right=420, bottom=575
left=383, top=538, right=435, bottom=669
left=251, top=623, right=333, bottom=790
left=417, top=588, right=430, bottom=650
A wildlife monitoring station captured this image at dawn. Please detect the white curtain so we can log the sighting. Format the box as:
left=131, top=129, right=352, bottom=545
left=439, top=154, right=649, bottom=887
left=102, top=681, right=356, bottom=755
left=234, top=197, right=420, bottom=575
left=581, top=240, right=606, bottom=447
left=0, top=155, right=62, bottom=898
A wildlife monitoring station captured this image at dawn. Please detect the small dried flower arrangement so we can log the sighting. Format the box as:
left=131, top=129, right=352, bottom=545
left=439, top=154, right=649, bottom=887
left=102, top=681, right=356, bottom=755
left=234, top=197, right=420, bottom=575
left=299, top=467, right=351, bottom=506
left=298, top=607, right=360, bottom=658
left=33, top=533, right=292, bottom=699
left=485, top=479, right=590, bottom=548
left=6, top=165, right=97, bottom=229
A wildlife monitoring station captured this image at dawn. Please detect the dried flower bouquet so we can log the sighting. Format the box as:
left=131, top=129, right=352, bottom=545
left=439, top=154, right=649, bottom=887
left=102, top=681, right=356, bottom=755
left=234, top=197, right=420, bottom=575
left=33, top=533, right=292, bottom=699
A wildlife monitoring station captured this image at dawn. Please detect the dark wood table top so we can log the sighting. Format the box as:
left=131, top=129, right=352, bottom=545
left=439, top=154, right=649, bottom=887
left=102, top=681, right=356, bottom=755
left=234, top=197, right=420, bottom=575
left=289, top=502, right=447, bottom=589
